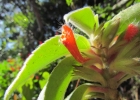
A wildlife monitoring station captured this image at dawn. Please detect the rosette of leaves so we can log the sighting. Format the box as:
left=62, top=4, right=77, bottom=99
left=4, top=3, right=140, bottom=100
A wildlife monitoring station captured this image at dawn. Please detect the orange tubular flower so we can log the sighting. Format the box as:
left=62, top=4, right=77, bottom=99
left=60, top=24, right=88, bottom=63
left=124, top=24, right=139, bottom=41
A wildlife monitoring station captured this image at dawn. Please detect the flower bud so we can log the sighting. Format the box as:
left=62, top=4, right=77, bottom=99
left=102, top=19, right=120, bottom=48
left=123, top=24, right=139, bottom=41
left=60, top=24, right=89, bottom=63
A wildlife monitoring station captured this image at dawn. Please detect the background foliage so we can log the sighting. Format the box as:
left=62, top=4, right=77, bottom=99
left=0, top=0, right=140, bottom=100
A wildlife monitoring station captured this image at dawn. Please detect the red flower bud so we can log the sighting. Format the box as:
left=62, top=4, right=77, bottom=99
left=124, top=24, right=139, bottom=41
left=60, top=24, right=88, bottom=63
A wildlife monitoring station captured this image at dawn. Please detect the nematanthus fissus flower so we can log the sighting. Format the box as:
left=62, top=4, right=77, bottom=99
left=60, top=24, right=104, bottom=73
left=60, top=24, right=89, bottom=63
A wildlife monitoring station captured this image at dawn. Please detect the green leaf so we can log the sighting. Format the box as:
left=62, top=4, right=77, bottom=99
left=64, top=7, right=97, bottom=36
left=102, top=18, right=120, bottom=47
left=74, top=67, right=107, bottom=87
left=110, top=58, right=139, bottom=75
left=66, top=0, right=73, bottom=6
left=115, top=38, right=138, bottom=60
left=22, top=85, right=34, bottom=100
left=118, top=74, right=134, bottom=86
left=66, top=84, right=105, bottom=100
left=4, top=34, right=90, bottom=100
left=39, top=72, right=50, bottom=89
left=13, top=13, right=29, bottom=28
left=38, top=57, right=78, bottom=100
left=111, top=3, right=140, bottom=34
left=94, top=14, right=99, bottom=30
left=65, top=84, right=89, bottom=100
left=84, top=92, right=104, bottom=100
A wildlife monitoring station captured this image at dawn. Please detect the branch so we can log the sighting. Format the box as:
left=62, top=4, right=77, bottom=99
left=112, top=0, right=132, bottom=11
left=28, top=0, right=43, bottom=32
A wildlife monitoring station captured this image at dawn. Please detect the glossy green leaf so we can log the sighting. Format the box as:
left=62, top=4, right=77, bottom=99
left=38, top=57, right=78, bottom=100
left=111, top=3, right=140, bottom=34
left=64, top=7, right=96, bottom=36
left=4, top=34, right=90, bottom=100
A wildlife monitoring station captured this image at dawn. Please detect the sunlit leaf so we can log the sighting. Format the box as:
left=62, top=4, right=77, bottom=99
left=111, top=3, right=140, bottom=34
left=39, top=72, right=50, bottom=89
left=64, top=7, right=97, bottom=36
left=4, top=34, right=90, bottom=100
